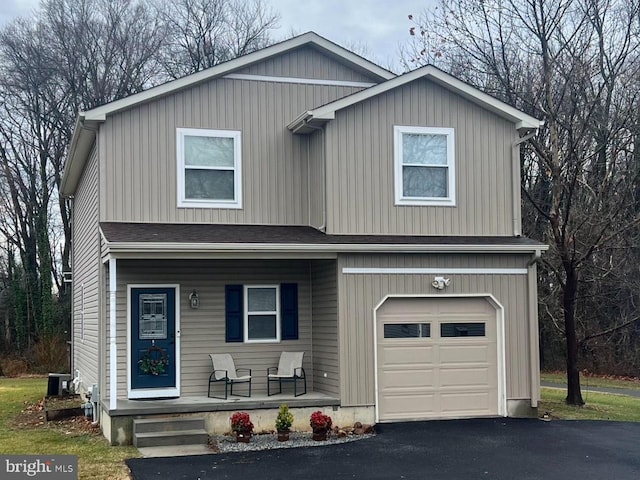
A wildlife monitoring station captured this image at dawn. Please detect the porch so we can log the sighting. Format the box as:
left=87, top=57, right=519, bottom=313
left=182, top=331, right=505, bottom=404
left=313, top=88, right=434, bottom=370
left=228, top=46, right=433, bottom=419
left=102, top=391, right=340, bottom=417
left=98, top=392, right=377, bottom=446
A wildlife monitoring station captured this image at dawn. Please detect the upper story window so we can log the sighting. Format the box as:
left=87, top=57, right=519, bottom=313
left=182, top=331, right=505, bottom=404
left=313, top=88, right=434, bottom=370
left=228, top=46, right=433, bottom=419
left=176, top=128, right=242, bottom=209
left=394, top=126, right=456, bottom=206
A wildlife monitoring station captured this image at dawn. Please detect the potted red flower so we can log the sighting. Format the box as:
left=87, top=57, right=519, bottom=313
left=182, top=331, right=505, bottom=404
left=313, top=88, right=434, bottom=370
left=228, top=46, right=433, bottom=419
left=309, top=411, right=332, bottom=441
left=230, top=411, right=254, bottom=443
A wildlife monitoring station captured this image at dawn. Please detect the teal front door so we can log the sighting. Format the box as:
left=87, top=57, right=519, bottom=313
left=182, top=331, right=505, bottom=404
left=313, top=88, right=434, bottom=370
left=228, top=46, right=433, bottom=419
left=130, top=287, right=178, bottom=395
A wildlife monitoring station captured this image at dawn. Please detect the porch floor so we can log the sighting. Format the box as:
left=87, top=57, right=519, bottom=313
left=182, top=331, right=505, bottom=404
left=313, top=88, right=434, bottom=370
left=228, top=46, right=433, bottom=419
left=103, top=392, right=340, bottom=416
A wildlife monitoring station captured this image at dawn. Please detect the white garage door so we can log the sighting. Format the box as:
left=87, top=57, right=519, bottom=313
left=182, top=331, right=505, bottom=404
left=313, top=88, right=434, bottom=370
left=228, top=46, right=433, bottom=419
left=377, top=297, right=499, bottom=421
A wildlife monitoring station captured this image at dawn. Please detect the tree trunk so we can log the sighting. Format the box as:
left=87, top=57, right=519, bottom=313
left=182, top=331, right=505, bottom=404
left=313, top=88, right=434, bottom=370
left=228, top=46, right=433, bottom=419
left=563, top=266, right=584, bottom=405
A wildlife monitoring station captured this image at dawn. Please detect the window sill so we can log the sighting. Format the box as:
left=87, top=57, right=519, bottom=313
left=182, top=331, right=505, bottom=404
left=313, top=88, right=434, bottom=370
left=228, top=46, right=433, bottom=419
left=178, top=200, right=243, bottom=209
left=395, top=198, right=456, bottom=207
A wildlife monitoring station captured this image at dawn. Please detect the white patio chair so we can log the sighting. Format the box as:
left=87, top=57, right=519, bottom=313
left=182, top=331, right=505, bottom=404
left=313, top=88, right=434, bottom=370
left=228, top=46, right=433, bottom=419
left=208, top=353, right=252, bottom=399
left=267, top=351, right=306, bottom=397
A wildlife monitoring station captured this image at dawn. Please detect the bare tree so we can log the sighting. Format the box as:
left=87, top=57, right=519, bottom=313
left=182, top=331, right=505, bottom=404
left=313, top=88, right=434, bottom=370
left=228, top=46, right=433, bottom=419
left=0, top=0, right=165, bottom=351
left=156, top=0, right=280, bottom=79
left=404, top=0, right=640, bottom=404
left=0, top=0, right=283, bottom=360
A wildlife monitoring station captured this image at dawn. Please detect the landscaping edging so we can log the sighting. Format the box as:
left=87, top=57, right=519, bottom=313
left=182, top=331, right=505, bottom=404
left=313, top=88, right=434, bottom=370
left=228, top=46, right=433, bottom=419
left=211, top=430, right=375, bottom=454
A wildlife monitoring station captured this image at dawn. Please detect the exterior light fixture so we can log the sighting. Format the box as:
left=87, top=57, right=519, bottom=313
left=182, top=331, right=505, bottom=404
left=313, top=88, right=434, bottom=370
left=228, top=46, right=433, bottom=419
left=431, top=277, right=451, bottom=290
left=189, top=289, right=199, bottom=309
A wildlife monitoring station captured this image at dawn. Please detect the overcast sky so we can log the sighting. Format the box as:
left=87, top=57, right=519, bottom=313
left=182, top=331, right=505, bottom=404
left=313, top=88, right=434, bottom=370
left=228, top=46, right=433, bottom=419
left=0, top=0, right=434, bottom=70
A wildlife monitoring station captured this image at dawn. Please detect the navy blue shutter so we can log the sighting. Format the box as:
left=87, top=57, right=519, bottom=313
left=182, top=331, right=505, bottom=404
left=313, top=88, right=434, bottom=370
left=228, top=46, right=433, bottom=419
left=280, top=283, right=299, bottom=340
left=225, top=285, right=243, bottom=342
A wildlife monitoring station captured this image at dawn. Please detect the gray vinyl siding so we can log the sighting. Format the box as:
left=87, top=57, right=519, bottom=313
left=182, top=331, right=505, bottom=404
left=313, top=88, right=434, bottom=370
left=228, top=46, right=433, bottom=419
left=310, top=260, right=339, bottom=396
left=308, top=130, right=324, bottom=228
left=324, top=78, right=518, bottom=235
left=72, top=146, right=100, bottom=391
left=106, top=259, right=315, bottom=397
left=100, top=79, right=363, bottom=225
left=232, top=46, right=380, bottom=83
left=337, top=253, right=533, bottom=407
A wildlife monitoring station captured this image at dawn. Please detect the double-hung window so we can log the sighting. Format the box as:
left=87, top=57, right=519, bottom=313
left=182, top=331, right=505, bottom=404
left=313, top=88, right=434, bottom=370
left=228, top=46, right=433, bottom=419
left=244, top=285, right=280, bottom=343
left=394, top=126, right=455, bottom=206
left=177, top=128, right=242, bottom=208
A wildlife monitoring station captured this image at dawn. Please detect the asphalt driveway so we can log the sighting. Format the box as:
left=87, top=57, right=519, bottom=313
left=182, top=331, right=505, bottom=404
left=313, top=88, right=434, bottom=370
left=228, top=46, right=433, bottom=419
left=126, top=418, right=640, bottom=479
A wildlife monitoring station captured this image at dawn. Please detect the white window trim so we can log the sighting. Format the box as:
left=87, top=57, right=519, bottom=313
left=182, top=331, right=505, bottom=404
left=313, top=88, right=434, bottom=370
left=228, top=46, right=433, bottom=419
left=243, top=285, right=281, bottom=344
left=176, top=127, right=243, bottom=209
left=394, top=125, right=456, bottom=206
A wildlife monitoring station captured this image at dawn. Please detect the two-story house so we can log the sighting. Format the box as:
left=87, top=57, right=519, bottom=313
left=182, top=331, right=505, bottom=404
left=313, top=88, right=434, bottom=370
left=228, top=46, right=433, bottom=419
left=61, top=32, right=546, bottom=446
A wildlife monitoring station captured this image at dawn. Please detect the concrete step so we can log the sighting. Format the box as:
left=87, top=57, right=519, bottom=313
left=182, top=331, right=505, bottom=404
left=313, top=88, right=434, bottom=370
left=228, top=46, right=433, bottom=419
left=133, top=429, right=209, bottom=448
left=134, top=417, right=205, bottom=434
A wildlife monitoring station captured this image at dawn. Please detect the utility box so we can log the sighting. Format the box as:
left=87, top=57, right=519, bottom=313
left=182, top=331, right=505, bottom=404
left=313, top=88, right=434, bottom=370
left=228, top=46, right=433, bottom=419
left=47, top=373, right=71, bottom=397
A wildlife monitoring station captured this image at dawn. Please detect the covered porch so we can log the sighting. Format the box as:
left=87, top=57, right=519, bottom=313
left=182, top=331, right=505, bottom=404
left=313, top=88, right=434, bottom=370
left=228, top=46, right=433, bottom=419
left=97, top=222, right=343, bottom=445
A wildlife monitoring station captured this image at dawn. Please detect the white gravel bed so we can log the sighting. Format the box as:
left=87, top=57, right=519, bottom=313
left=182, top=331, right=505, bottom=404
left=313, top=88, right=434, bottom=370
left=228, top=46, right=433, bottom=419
left=211, top=431, right=374, bottom=453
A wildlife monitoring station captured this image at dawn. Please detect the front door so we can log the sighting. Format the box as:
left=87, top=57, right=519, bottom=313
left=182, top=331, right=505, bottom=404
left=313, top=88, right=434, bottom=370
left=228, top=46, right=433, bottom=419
left=130, top=287, right=179, bottom=397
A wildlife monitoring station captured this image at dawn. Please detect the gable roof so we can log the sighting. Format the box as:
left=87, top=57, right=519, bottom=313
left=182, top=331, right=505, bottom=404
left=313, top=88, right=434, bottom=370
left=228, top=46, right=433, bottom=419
left=288, top=65, right=543, bottom=134
left=82, top=32, right=394, bottom=123
left=60, top=32, right=395, bottom=197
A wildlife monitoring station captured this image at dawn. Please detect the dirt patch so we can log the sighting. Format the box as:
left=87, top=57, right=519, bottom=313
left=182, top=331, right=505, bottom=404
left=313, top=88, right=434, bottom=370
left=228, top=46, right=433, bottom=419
left=11, top=395, right=101, bottom=436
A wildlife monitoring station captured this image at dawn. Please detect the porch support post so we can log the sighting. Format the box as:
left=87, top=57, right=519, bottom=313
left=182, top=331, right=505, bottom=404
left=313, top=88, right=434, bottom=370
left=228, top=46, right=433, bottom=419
left=109, top=258, right=117, bottom=409
left=528, top=251, right=541, bottom=408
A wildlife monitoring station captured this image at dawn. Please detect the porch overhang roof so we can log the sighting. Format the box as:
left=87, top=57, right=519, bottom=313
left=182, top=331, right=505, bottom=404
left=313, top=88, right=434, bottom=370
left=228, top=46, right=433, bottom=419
left=99, top=222, right=548, bottom=259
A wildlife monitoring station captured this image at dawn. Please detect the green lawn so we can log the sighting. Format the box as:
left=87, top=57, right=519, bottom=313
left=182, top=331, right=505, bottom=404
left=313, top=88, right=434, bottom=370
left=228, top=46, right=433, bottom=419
left=540, top=371, right=640, bottom=391
left=2, top=375, right=639, bottom=479
left=540, top=386, right=640, bottom=422
left=0, top=377, right=138, bottom=480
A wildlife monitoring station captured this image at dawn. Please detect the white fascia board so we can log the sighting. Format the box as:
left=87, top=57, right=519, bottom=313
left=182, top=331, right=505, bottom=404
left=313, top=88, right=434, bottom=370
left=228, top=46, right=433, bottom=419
left=308, top=65, right=543, bottom=130
left=103, top=241, right=548, bottom=255
left=60, top=115, right=99, bottom=197
left=224, top=73, right=376, bottom=88
left=343, top=267, right=528, bottom=275
left=424, top=68, right=543, bottom=129
left=83, top=32, right=394, bottom=121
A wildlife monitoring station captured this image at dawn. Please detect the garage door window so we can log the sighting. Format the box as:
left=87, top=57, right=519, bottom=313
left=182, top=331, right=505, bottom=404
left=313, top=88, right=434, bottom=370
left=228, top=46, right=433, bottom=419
left=384, top=323, right=431, bottom=338
left=441, top=322, right=485, bottom=337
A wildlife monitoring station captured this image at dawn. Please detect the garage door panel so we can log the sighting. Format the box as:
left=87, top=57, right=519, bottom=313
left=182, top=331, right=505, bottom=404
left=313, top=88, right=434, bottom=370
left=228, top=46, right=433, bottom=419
left=440, top=367, right=490, bottom=387
left=380, top=393, right=436, bottom=417
left=381, top=346, right=434, bottom=365
left=439, top=345, right=494, bottom=364
left=377, top=297, right=499, bottom=422
left=381, top=369, right=434, bottom=389
left=440, top=392, right=493, bottom=414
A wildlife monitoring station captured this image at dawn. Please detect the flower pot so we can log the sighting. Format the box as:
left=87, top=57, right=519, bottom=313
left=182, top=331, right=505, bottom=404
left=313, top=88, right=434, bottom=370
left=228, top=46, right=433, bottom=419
left=277, top=429, right=290, bottom=442
left=312, top=429, right=328, bottom=441
left=236, top=432, right=251, bottom=443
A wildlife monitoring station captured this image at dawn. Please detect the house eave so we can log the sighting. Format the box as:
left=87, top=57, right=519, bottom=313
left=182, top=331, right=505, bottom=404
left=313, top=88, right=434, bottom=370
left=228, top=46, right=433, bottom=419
left=60, top=115, right=100, bottom=197
left=294, top=65, right=543, bottom=133
left=82, top=32, right=394, bottom=122
left=287, top=111, right=334, bottom=134
left=101, top=241, right=548, bottom=261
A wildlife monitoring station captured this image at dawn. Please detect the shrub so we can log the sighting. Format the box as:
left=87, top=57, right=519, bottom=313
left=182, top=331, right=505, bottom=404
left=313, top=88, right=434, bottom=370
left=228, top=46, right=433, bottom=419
left=309, top=411, right=332, bottom=431
left=275, top=404, right=293, bottom=431
left=230, top=412, right=254, bottom=434
left=29, top=335, right=69, bottom=374
left=1, top=357, right=29, bottom=377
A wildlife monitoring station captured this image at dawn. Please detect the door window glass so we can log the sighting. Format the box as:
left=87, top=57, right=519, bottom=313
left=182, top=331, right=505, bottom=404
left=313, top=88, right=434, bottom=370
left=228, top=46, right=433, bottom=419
left=139, top=294, right=167, bottom=339
left=384, top=323, right=431, bottom=338
left=440, top=322, right=486, bottom=337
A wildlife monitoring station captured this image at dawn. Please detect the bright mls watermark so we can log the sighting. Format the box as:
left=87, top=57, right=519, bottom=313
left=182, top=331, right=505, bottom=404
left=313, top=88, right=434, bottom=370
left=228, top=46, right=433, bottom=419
left=1, top=456, right=77, bottom=479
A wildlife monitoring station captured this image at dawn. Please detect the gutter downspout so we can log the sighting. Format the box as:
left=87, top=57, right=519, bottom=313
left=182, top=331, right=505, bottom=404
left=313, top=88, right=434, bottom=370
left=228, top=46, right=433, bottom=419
left=303, top=120, right=326, bottom=232
left=108, top=258, right=117, bottom=410
left=527, top=249, right=542, bottom=408
left=511, top=131, right=536, bottom=237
